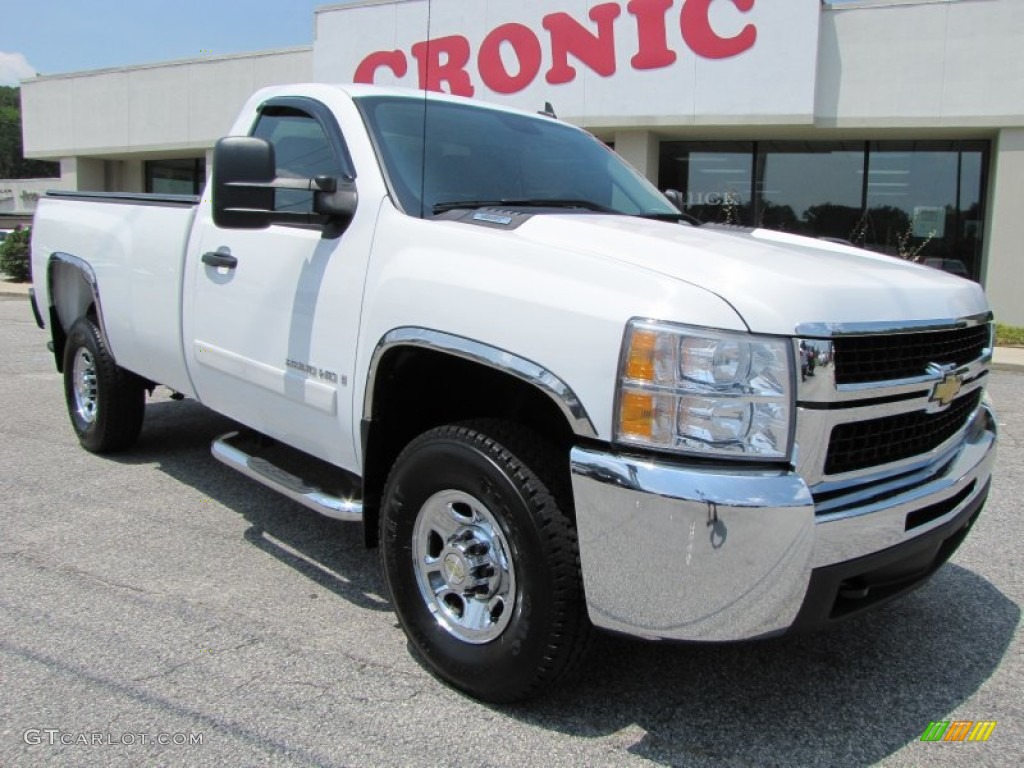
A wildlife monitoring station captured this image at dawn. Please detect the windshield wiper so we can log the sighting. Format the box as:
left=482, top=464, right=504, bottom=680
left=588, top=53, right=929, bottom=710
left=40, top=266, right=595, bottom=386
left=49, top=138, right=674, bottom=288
left=433, top=198, right=618, bottom=215
left=638, top=211, right=703, bottom=226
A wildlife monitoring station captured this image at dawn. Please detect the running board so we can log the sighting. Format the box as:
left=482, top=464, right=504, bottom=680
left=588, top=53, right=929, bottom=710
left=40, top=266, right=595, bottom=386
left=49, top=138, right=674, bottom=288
left=211, top=431, right=363, bottom=522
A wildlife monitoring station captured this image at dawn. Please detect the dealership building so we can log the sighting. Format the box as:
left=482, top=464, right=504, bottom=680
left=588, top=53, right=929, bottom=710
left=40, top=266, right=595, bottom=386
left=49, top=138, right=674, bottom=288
left=18, top=0, right=1024, bottom=324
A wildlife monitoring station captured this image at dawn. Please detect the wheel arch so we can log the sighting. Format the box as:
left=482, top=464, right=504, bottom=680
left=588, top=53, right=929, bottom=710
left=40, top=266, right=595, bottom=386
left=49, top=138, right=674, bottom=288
left=46, top=253, right=106, bottom=373
left=359, top=328, right=597, bottom=547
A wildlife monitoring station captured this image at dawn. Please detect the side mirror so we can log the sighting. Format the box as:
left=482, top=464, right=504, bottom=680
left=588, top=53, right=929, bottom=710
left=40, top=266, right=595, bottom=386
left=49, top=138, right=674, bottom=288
left=212, top=137, right=358, bottom=231
left=315, top=177, right=358, bottom=220
left=212, top=137, right=276, bottom=229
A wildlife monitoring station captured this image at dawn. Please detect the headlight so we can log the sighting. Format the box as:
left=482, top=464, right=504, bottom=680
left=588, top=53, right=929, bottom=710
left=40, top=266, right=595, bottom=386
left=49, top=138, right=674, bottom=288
left=616, top=320, right=795, bottom=460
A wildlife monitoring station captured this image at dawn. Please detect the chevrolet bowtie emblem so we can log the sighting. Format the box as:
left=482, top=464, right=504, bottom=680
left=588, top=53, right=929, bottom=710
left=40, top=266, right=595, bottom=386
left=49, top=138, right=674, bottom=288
left=929, top=370, right=963, bottom=408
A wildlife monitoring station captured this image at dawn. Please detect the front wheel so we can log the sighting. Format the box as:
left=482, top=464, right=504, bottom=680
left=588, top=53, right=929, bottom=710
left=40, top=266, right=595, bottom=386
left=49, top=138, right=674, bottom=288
left=380, top=421, right=591, bottom=702
left=62, top=316, right=145, bottom=453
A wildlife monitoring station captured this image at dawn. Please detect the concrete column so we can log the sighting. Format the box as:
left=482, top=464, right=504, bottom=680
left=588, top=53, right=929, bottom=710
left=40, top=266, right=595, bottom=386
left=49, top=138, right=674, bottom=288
left=613, top=130, right=660, bottom=185
left=59, top=157, right=106, bottom=191
left=983, top=129, right=1024, bottom=327
left=121, top=160, right=146, bottom=193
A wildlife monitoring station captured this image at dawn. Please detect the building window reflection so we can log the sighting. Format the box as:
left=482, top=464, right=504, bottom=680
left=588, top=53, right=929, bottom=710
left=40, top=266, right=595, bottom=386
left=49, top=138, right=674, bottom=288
left=658, top=139, right=989, bottom=281
left=658, top=142, right=754, bottom=226
left=145, top=158, right=206, bottom=196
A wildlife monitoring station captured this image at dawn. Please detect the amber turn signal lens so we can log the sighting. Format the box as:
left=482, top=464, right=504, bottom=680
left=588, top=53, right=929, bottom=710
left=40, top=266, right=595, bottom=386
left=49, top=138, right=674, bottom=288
left=619, top=392, right=654, bottom=438
left=626, top=330, right=658, bottom=382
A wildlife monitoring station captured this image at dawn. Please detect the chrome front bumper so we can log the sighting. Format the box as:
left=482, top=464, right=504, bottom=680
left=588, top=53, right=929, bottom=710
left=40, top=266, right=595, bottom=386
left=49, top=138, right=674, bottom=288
left=569, top=404, right=996, bottom=642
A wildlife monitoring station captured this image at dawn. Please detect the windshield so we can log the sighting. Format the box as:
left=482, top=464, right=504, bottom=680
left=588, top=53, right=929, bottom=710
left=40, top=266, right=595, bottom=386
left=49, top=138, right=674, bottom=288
left=356, top=96, right=679, bottom=220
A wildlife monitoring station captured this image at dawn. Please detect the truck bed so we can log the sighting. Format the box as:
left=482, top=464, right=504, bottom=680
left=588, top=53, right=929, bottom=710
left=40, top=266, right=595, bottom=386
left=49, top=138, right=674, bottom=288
left=32, top=191, right=199, bottom=395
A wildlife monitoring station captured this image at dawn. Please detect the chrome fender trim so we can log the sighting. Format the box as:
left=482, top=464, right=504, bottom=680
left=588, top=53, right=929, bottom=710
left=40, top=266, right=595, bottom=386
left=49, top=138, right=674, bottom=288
left=364, top=327, right=598, bottom=439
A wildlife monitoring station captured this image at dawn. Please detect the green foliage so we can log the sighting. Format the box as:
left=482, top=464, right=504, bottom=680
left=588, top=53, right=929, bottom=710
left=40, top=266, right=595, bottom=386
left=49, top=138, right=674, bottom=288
left=0, top=226, right=31, bottom=282
left=0, top=86, right=59, bottom=179
left=995, top=323, right=1024, bottom=347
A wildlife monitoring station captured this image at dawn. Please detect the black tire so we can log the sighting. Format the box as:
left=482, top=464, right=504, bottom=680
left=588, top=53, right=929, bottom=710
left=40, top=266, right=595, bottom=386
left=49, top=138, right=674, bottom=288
left=62, top=316, right=145, bottom=453
left=380, top=420, right=592, bottom=703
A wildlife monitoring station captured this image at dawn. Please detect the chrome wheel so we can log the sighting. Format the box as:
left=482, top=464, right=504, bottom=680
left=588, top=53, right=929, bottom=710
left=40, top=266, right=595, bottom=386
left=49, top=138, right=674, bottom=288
left=72, top=347, right=98, bottom=425
left=412, top=489, right=516, bottom=644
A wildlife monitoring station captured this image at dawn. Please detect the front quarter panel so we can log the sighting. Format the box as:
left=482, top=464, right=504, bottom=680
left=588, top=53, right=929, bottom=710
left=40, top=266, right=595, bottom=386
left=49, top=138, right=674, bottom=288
left=355, top=205, right=748, bottom=450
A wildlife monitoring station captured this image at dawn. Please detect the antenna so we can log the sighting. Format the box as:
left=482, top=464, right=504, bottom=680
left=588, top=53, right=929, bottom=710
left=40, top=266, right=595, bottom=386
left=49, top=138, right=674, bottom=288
left=419, top=0, right=434, bottom=218
left=539, top=102, right=557, bottom=119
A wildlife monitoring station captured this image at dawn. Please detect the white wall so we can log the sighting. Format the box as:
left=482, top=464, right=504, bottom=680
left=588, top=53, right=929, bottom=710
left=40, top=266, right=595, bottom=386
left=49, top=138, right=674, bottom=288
left=314, top=0, right=822, bottom=128
left=22, top=48, right=313, bottom=158
left=983, top=128, right=1024, bottom=327
left=817, top=0, right=1024, bottom=127
left=0, top=176, right=69, bottom=213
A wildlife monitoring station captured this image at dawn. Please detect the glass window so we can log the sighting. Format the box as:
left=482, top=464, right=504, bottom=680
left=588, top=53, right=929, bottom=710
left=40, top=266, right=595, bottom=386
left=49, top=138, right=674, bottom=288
left=357, top=96, right=678, bottom=219
left=957, top=146, right=987, bottom=281
left=659, top=142, right=754, bottom=226
left=856, top=141, right=988, bottom=280
left=658, top=139, right=989, bottom=280
left=859, top=142, right=958, bottom=258
left=756, top=142, right=864, bottom=240
left=251, top=108, right=344, bottom=214
left=145, top=158, right=205, bottom=195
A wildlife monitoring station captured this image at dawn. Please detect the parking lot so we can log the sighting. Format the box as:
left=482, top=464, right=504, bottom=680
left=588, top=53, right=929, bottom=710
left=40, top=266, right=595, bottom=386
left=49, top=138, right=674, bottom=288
left=0, top=294, right=1020, bottom=767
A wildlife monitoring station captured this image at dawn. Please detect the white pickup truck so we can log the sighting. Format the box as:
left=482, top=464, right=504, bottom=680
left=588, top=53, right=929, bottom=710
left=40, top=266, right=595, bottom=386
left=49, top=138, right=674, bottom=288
left=30, top=83, right=996, bottom=702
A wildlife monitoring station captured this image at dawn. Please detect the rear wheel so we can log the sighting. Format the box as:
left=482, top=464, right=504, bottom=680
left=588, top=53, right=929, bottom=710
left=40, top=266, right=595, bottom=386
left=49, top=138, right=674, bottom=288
left=380, top=420, right=591, bottom=702
left=63, top=316, right=145, bottom=453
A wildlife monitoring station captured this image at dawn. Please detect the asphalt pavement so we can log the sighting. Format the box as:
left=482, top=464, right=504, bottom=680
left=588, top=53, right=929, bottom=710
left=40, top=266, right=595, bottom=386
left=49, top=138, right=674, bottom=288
left=0, top=294, right=1021, bottom=767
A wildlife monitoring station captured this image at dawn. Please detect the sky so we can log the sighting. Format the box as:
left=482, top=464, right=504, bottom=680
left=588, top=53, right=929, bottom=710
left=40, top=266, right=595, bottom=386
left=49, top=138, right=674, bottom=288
left=0, top=0, right=357, bottom=86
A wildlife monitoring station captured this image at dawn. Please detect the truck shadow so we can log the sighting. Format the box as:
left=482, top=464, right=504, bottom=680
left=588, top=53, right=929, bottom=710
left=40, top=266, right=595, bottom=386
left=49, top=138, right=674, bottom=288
left=113, top=397, right=389, bottom=613
left=116, top=398, right=1017, bottom=767
left=504, top=561, right=1018, bottom=767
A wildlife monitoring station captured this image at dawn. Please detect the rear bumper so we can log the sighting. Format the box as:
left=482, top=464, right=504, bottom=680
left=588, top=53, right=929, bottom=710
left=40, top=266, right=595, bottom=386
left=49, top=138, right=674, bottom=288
left=569, top=404, right=996, bottom=642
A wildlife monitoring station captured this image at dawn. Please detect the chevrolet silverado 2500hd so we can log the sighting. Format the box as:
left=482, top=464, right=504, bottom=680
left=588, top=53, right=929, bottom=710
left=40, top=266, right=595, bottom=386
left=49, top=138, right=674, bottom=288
left=30, top=84, right=997, bottom=702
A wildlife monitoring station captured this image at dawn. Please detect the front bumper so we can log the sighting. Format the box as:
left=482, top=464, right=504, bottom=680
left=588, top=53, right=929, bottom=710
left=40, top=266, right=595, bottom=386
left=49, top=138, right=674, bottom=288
left=569, top=404, right=996, bottom=642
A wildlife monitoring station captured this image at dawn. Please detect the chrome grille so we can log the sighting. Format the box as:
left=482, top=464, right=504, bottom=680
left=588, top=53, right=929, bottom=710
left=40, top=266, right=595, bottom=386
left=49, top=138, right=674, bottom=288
left=833, top=324, right=990, bottom=385
left=824, top=390, right=982, bottom=475
left=794, top=314, right=991, bottom=496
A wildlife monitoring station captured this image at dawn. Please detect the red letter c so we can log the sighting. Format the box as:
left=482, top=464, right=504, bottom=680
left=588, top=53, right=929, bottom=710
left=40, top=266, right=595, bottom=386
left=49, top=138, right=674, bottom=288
left=354, top=50, right=409, bottom=83
left=681, top=0, right=757, bottom=60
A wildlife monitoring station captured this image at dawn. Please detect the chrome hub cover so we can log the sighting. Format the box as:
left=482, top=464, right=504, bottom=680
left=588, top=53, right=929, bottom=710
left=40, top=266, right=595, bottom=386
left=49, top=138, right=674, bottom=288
left=412, top=490, right=516, bottom=644
left=72, top=347, right=98, bottom=425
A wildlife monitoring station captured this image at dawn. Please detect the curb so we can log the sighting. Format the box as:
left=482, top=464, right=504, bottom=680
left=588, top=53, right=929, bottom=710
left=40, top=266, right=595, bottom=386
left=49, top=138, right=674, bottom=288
left=992, top=361, right=1024, bottom=373
left=993, top=346, right=1024, bottom=373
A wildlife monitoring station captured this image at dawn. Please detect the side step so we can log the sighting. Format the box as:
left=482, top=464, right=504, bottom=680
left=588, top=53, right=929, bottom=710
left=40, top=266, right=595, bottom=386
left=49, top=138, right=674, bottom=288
left=211, top=431, right=363, bottom=522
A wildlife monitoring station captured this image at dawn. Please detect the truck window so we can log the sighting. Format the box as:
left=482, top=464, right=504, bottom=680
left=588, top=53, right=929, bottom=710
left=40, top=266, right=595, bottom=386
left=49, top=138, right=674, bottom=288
left=251, top=107, right=346, bottom=215
left=356, top=96, right=678, bottom=220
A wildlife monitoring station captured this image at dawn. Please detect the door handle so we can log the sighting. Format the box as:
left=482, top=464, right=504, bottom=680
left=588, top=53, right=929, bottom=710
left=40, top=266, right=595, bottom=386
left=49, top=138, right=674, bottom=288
left=202, top=250, right=238, bottom=269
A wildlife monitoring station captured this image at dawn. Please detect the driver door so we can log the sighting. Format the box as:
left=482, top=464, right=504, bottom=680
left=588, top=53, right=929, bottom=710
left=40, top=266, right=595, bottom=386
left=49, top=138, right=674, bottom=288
left=185, top=98, right=369, bottom=469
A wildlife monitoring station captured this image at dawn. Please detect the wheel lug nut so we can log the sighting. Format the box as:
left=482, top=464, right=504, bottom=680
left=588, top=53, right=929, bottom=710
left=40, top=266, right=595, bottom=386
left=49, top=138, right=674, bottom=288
left=465, top=542, right=489, bottom=557
left=473, top=565, right=496, bottom=579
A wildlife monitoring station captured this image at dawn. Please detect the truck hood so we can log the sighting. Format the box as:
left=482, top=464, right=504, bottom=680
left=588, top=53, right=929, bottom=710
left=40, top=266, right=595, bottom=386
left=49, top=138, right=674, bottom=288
left=514, top=214, right=989, bottom=336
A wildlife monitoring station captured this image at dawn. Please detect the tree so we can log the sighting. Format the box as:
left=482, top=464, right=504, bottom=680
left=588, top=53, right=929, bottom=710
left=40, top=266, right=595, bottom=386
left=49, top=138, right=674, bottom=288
left=0, top=86, right=59, bottom=179
left=802, top=203, right=863, bottom=242
left=0, top=226, right=31, bottom=282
